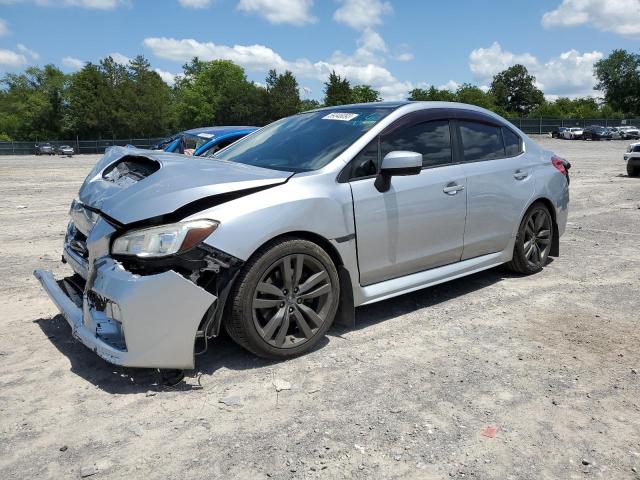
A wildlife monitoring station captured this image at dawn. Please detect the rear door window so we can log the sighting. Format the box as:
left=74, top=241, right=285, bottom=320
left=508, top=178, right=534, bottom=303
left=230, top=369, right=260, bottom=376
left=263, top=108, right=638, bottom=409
left=459, top=121, right=505, bottom=162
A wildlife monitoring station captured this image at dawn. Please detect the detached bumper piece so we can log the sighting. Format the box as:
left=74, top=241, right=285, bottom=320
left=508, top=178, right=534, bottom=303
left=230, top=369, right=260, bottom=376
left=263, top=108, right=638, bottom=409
left=34, top=257, right=216, bottom=369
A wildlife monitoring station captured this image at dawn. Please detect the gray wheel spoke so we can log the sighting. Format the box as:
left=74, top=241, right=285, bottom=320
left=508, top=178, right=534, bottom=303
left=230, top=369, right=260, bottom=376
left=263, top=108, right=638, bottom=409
left=538, top=237, right=550, bottom=246
left=292, top=307, right=313, bottom=339
left=299, top=283, right=331, bottom=300
left=523, top=239, right=533, bottom=252
left=298, top=303, right=324, bottom=328
left=534, top=212, right=545, bottom=231
left=525, top=225, right=534, bottom=238
left=527, top=218, right=535, bottom=233
left=257, top=282, right=285, bottom=298
left=274, top=311, right=290, bottom=347
left=253, top=298, right=283, bottom=309
left=281, top=256, right=294, bottom=292
left=533, top=243, right=541, bottom=263
left=262, top=308, right=285, bottom=340
left=298, top=271, right=328, bottom=294
left=293, top=254, right=304, bottom=288
left=538, top=229, right=550, bottom=238
left=525, top=242, right=535, bottom=260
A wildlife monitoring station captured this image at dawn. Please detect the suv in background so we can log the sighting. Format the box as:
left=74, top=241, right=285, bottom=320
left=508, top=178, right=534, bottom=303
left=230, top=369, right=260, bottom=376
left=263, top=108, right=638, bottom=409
left=582, top=125, right=612, bottom=141
left=618, top=126, right=640, bottom=140
left=624, top=142, right=640, bottom=177
left=35, top=143, right=54, bottom=155
left=550, top=127, right=568, bottom=138
left=56, top=145, right=74, bottom=157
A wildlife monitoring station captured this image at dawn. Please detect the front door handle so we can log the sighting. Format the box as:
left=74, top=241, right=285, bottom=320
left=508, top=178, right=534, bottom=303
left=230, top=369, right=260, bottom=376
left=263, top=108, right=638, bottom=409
left=513, top=169, right=529, bottom=180
left=443, top=183, right=465, bottom=195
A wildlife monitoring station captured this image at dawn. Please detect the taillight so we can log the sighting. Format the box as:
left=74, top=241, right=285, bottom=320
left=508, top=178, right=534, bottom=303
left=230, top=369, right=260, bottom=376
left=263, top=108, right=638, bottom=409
left=551, top=156, right=567, bottom=175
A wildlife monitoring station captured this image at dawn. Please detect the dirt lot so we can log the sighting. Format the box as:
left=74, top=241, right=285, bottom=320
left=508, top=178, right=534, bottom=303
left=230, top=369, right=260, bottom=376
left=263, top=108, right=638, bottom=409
left=0, top=137, right=639, bottom=480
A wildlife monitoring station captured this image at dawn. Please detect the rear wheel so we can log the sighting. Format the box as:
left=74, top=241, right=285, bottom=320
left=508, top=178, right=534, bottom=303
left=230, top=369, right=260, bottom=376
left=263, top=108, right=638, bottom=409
left=225, top=238, right=340, bottom=359
left=507, top=204, right=553, bottom=274
left=628, top=163, right=640, bottom=177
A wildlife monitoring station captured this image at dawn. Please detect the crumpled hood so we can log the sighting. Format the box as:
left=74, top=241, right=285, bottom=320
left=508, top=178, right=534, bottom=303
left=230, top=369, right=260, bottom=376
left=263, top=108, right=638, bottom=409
left=79, top=146, right=292, bottom=225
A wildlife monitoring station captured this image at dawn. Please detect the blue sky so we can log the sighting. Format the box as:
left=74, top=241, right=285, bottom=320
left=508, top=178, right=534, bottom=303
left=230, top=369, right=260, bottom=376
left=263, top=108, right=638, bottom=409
left=0, top=0, right=638, bottom=100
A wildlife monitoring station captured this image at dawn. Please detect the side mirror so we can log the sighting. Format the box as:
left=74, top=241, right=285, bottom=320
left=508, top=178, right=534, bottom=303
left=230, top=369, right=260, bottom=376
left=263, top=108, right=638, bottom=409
left=374, top=150, right=422, bottom=192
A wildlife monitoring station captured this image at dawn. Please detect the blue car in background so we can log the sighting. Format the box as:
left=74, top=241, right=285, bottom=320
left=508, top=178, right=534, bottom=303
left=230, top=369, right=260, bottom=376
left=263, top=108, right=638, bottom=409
left=157, top=126, right=258, bottom=156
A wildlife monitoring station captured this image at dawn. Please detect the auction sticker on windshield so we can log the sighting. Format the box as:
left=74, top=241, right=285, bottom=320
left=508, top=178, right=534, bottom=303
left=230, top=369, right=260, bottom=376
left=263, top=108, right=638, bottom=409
left=322, top=112, right=359, bottom=121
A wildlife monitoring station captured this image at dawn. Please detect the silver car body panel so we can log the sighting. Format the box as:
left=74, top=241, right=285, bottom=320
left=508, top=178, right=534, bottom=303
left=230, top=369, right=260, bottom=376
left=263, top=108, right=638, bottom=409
left=34, top=101, right=569, bottom=369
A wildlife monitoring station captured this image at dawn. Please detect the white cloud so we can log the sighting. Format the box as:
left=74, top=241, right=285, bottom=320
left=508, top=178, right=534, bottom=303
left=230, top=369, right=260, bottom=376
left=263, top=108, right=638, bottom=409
left=439, top=80, right=460, bottom=91
left=542, top=0, right=640, bottom=38
left=469, top=42, right=538, bottom=81
left=469, top=41, right=603, bottom=98
left=237, top=0, right=315, bottom=25
left=0, top=48, right=27, bottom=67
left=62, top=56, right=85, bottom=69
left=178, top=0, right=211, bottom=7
left=143, top=36, right=412, bottom=99
left=333, top=0, right=392, bottom=30
left=16, top=43, right=39, bottom=60
left=0, top=18, right=9, bottom=36
left=396, top=52, right=414, bottom=62
left=107, top=52, right=131, bottom=65
left=154, top=68, right=177, bottom=85
left=0, top=0, right=126, bottom=9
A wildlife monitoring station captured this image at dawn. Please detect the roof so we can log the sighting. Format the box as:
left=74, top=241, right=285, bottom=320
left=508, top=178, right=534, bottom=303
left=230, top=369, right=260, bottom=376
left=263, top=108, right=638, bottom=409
left=183, top=126, right=258, bottom=137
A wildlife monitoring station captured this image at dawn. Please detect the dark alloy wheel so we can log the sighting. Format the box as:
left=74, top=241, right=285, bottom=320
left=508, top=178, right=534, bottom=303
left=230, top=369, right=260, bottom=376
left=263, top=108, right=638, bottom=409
left=507, top=204, right=553, bottom=274
left=225, top=238, right=340, bottom=359
left=253, top=254, right=334, bottom=349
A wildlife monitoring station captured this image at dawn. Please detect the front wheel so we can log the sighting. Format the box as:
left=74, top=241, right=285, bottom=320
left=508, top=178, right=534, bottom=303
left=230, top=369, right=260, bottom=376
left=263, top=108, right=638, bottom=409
left=507, top=204, right=553, bottom=275
left=628, top=163, right=640, bottom=177
left=225, top=238, right=340, bottom=359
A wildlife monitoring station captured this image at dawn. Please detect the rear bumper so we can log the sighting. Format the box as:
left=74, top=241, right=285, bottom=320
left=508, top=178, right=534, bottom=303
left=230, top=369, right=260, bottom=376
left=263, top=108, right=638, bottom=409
left=34, top=257, right=216, bottom=369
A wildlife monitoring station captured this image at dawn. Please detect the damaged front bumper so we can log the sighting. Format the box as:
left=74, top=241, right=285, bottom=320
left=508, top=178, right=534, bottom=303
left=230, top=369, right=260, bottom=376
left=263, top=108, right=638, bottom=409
left=34, top=210, right=221, bottom=370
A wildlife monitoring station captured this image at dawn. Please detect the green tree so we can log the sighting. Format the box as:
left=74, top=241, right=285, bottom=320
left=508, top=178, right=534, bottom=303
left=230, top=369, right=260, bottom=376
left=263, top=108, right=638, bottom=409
left=324, top=71, right=352, bottom=106
left=175, top=58, right=267, bottom=128
left=490, top=64, right=544, bottom=115
left=299, top=99, right=321, bottom=112
left=66, top=62, right=111, bottom=138
left=594, top=49, right=640, bottom=115
left=265, top=69, right=300, bottom=121
left=0, top=65, right=67, bottom=140
left=454, top=83, right=496, bottom=110
left=127, top=55, right=175, bottom=137
left=351, top=85, right=381, bottom=103
left=408, top=86, right=455, bottom=102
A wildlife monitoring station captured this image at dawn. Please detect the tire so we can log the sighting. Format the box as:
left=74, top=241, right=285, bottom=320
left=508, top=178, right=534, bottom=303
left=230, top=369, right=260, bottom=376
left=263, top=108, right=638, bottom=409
left=628, top=163, right=640, bottom=177
left=225, top=238, right=340, bottom=359
left=507, top=203, right=553, bottom=275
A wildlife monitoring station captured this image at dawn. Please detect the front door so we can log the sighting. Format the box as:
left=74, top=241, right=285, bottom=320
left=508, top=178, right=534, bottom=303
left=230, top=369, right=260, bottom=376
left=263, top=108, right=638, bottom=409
left=349, top=119, right=468, bottom=286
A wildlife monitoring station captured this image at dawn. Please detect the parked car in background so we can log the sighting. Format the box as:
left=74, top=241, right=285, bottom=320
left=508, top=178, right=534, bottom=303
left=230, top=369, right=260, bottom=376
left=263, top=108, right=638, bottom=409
left=618, top=126, right=640, bottom=140
left=624, top=142, right=640, bottom=177
left=57, top=145, right=74, bottom=157
left=35, top=143, right=54, bottom=155
left=156, top=126, right=258, bottom=156
left=608, top=127, right=625, bottom=139
left=582, top=125, right=612, bottom=141
left=550, top=127, right=568, bottom=138
left=34, top=101, right=570, bottom=372
left=561, top=127, right=583, bottom=140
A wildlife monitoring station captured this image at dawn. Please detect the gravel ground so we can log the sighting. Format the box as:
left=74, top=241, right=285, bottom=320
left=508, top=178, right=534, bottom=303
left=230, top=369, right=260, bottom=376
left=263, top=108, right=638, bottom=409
left=0, top=137, right=639, bottom=480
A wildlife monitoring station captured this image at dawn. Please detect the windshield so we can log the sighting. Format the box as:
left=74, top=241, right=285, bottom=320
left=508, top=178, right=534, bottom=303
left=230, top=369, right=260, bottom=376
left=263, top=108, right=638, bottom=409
left=212, top=107, right=393, bottom=172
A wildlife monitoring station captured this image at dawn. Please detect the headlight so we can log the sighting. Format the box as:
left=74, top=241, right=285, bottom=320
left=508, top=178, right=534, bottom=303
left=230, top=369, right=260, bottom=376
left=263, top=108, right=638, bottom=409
left=111, top=220, right=218, bottom=258
left=627, top=145, right=633, bottom=153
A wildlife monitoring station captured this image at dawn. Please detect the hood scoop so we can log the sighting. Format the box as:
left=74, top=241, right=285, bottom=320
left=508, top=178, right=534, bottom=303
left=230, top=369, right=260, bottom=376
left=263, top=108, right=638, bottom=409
left=103, top=156, right=160, bottom=187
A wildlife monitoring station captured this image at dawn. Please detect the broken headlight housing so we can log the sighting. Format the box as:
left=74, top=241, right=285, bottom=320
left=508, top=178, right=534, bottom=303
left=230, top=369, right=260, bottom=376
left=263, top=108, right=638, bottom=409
left=111, top=220, right=218, bottom=258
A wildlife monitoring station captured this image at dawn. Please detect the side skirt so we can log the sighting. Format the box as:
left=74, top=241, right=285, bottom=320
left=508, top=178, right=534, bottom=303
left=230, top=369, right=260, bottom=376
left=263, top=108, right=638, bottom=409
left=354, top=249, right=510, bottom=307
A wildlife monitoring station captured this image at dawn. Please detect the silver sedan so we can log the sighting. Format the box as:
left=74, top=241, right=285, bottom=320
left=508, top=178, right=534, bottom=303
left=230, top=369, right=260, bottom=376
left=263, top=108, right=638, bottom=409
left=35, top=101, right=570, bottom=372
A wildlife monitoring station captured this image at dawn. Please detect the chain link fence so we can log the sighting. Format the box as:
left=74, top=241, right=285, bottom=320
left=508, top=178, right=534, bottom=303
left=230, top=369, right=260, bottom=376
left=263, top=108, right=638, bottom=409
left=0, top=138, right=165, bottom=156
left=1, top=118, right=640, bottom=155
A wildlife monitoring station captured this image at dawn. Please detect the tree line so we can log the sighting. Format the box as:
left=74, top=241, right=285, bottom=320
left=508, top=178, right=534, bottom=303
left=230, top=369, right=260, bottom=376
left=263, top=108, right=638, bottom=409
left=0, top=49, right=638, bottom=141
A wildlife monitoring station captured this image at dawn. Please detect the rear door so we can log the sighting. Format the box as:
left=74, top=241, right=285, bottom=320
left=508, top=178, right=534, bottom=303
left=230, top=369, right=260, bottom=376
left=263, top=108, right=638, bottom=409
left=456, top=120, right=535, bottom=260
left=349, top=118, right=468, bottom=286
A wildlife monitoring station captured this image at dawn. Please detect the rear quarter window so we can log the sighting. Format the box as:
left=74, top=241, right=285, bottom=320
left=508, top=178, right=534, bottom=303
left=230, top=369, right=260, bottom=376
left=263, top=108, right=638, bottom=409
left=503, top=128, right=523, bottom=157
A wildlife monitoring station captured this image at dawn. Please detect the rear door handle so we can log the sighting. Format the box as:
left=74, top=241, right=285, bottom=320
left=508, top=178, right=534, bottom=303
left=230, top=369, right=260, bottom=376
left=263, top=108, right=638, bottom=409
left=443, top=183, right=465, bottom=195
left=513, top=170, right=529, bottom=180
